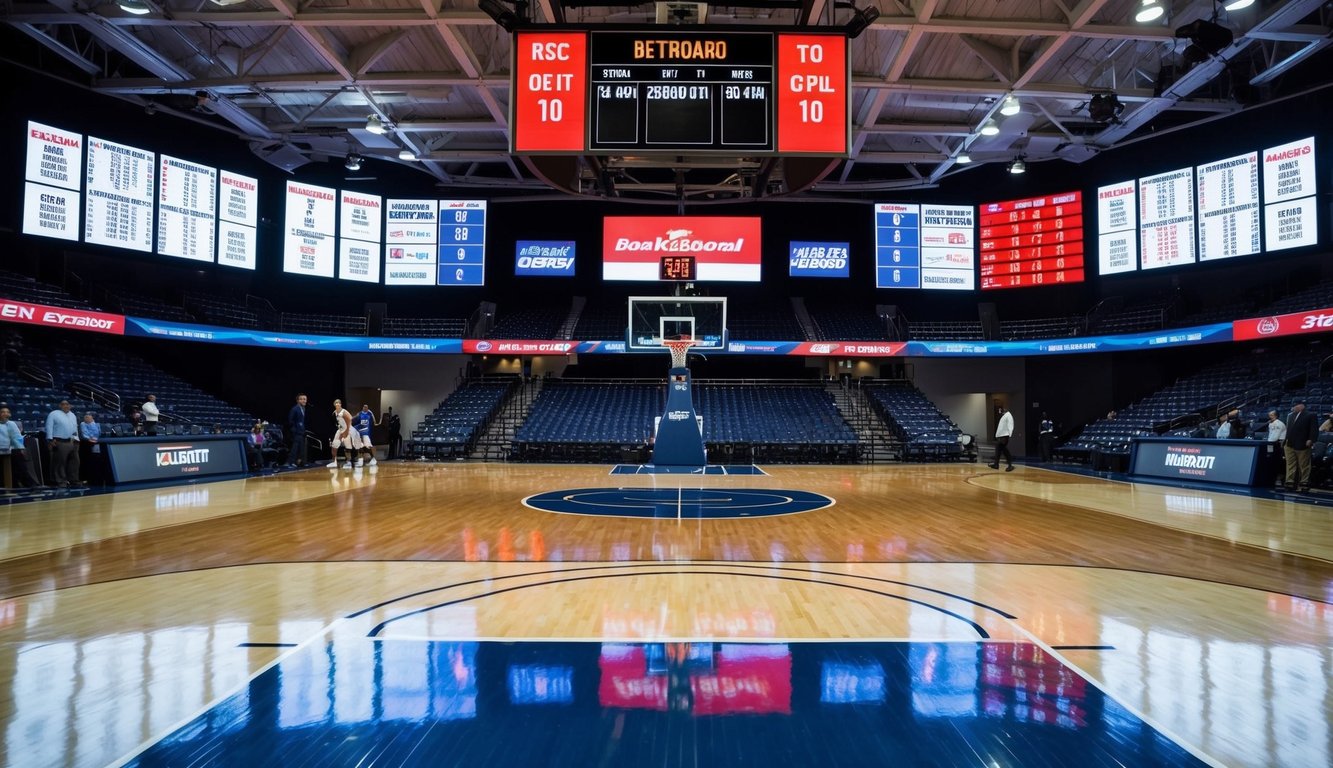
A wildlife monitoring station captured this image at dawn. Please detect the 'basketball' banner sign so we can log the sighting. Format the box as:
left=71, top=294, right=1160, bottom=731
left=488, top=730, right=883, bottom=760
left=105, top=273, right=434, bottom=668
left=602, top=216, right=762, bottom=282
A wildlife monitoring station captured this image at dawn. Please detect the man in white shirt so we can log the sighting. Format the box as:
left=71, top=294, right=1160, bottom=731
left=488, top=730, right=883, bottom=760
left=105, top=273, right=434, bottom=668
left=45, top=399, right=80, bottom=487
left=988, top=406, right=1015, bottom=472
left=141, top=394, right=160, bottom=436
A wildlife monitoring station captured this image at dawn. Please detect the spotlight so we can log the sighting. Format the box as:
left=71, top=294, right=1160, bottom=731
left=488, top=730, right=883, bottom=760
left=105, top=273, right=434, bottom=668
left=345, top=154, right=363, bottom=172
left=1222, top=0, right=1254, bottom=9
left=845, top=5, right=881, bottom=39
left=1135, top=0, right=1164, bottom=23
left=479, top=0, right=523, bottom=33
left=956, top=152, right=972, bottom=164
left=1175, top=19, right=1234, bottom=56
left=1088, top=93, right=1125, bottom=123
left=1000, top=95, right=1021, bottom=116
left=398, top=149, right=418, bottom=161
left=119, top=0, right=151, bottom=14
left=1008, top=158, right=1026, bottom=174
left=365, top=115, right=387, bottom=135
left=980, top=119, right=999, bottom=136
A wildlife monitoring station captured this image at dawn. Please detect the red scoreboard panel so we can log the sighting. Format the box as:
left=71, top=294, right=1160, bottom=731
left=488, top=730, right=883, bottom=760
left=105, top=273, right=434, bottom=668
left=978, top=191, right=1084, bottom=290
left=511, top=29, right=847, bottom=155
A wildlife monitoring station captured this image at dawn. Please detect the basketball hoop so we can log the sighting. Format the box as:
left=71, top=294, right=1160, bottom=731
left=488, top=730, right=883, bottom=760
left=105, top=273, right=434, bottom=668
left=663, top=337, right=696, bottom=369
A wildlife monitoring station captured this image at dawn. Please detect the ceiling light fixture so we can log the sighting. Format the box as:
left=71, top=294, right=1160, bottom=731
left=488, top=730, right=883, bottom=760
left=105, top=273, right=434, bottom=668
left=398, top=149, right=418, bottom=161
left=345, top=154, right=363, bottom=172
left=956, top=152, right=972, bottom=164
left=980, top=119, right=1000, bottom=136
left=1000, top=95, right=1021, bottom=116
left=1135, top=0, right=1164, bottom=23
left=1222, top=0, right=1254, bottom=9
left=1008, top=158, right=1027, bottom=174
left=119, top=0, right=152, bottom=14
left=365, top=115, right=387, bottom=134
left=845, top=5, right=881, bottom=39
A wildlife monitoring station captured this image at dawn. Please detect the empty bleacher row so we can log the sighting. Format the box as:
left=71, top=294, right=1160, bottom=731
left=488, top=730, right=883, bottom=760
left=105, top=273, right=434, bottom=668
left=864, top=382, right=967, bottom=461
left=410, top=379, right=517, bottom=458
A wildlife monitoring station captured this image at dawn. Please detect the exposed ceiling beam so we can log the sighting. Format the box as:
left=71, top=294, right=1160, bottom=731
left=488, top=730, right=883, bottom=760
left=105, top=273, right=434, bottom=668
left=1011, top=0, right=1117, bottom=90
left=11, top=23, right=101, bottom=75
left=957, top=35, right=1015, bottom=84
left=350, top=30, right=411, bottom=77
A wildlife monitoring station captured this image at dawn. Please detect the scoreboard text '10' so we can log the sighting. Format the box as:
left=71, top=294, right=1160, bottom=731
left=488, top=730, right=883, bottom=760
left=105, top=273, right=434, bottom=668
left=513, top=32, right=588, bottom=152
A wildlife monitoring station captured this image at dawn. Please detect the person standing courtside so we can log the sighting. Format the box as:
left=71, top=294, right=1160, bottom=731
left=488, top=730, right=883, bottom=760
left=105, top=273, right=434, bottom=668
left=385, top=407, right=403, bottom=460
left=287, top=393, right=309, bottom=467
left=79, top=412, right=102, bottom=484
left=989, top=406, right=1015, bottom=472
left=141, top=394, right=160, bottom=437
left=45, top=399, right=80, bottom=487
left=0, top=406, right=40, bottom=488
left=1038, top=413, right=1055, bottom=463
left=1284, top=401, right=1318, bottom=492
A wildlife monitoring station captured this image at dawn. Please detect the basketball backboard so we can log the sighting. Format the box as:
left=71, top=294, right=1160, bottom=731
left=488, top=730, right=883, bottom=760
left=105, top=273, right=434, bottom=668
left=627, top=296, right=727, bottom=351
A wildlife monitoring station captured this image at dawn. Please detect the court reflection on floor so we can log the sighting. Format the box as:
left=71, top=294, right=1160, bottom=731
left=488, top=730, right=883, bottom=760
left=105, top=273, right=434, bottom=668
left=126, top=640, right=1209, bottom=768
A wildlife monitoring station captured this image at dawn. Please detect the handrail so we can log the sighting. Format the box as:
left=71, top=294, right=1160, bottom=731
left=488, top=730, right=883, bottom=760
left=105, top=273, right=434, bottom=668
left=17, top=364, right=53, bottom=387
left=69, top=381, right=121, bottom=411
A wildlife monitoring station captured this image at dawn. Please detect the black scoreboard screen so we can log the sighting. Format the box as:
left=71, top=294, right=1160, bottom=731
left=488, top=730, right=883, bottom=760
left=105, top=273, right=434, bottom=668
left=659, top=254, right=697, bottom=281
left=513, top=29, right=848, bottom=156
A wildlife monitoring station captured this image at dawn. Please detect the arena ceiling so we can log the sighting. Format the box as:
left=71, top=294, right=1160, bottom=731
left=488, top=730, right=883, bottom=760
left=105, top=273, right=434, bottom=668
left=4, top=0, right=1331, bottom=201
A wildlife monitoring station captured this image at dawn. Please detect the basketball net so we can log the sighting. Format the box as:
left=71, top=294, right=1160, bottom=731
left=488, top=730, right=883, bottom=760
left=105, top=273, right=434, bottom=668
left=663, top=337, right=696, bottom=369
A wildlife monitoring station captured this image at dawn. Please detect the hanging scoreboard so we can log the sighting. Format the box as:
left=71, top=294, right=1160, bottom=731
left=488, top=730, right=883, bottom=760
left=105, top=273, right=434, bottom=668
left=438, top=200, right=486, bottom=286
left=979, top=191, right=1083, bottom=290
left=513, top=29, right=848, bottom=155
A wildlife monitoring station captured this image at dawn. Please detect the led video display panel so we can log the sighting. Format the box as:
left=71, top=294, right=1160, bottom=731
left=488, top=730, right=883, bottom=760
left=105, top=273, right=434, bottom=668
left=384, top=199, right=438, bottom=285
left=438, top=200, right=487, bottom=286
left=1139, top=167, right=1196, bottom=270
left=1262, top=136, right=1317, bottom=252
left=338, top=190, right=382, bottom=283
left=22, top=120, right=82, bottom=242
left=156, top=154, right=217, bottom=263
left=602, top=216, right=762, bottom=282
left=1096, top=181, right=1137, bottom=276
left=979, top=191, right=1083, bottom=290
left=217, top=170, right=258, bottom=270
left=283, top=181, right=337, bottom=278
left=84, top=135, right=155, bottom=252
left=874, top=204, right=974, bottom=290
left=1196, top=151, right=1259, bottom=261
left=788, top=242, right=849, bottom=278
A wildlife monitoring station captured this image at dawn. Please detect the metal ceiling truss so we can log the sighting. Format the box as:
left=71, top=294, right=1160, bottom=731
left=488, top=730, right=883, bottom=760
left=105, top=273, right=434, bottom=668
left=5, top=0, right=1330, bottom=197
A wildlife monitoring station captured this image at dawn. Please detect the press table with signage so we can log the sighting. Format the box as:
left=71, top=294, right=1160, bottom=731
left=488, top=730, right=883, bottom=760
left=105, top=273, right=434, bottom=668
left=101, top=435, right=249, bottom=485
left=1129, top=436, right=1277, bottom=488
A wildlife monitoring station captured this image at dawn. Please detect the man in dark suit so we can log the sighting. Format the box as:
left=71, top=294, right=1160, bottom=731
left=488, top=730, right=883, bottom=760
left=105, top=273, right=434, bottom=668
left=1284, top=401, right=1318, bottom=492
left=287, top=393, right=309, bottom=467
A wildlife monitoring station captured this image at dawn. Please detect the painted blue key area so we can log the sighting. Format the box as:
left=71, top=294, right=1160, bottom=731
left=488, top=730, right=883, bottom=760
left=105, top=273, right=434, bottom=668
left=523, top=487, right=833, bottom=518
left=126, top=641, right=1206, bottom=767
left=610, top=464, right=768, bottom=475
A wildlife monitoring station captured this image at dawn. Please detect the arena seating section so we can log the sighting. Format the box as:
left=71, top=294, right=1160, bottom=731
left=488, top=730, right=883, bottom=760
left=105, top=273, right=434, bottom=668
left=0, top=270, right=96, bottom=311
left=807, top=303, right=890, bottom=341
left=488, top=304, right=566, bottom=339
left=512, top=380, right=858, bottom=463
left=725, top=303, right=805, bottom=341
left=382, top=317, right=467, bottom=338
left=1, top=332, right=258, bottom=436
left=864, top=382, right=966, bottom=460
left=409, top=379, right=516, bottom=458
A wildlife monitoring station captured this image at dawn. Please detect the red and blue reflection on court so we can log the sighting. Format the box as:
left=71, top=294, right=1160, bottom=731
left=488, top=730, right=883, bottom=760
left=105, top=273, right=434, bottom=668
left=125, top=641, right=1207, bottom=766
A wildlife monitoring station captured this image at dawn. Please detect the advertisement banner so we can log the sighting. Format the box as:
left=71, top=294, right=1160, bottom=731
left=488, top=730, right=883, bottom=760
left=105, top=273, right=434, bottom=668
left=464, top=339, right=578, bottom=354
left=0, top=299, right=124, bottom=335
left=104, top=436, right=248, bottom=484
left=788, top=242, right=849, bottom=278
left=1233, top=306, right=1333, bottom=341
left=1130, top=438, right=1267, bottom=486
left=603, top=217, right=762, bottom=281
left=515, top=241, right=577, bottom=276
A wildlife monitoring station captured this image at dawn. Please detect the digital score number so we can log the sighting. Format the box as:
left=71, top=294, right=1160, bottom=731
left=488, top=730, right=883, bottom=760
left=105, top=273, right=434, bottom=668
left=978, top=191, right=1085, bottom=290
left=512, top=29, right=848, bottom=156
left=659, top=255, right=697, bottom=281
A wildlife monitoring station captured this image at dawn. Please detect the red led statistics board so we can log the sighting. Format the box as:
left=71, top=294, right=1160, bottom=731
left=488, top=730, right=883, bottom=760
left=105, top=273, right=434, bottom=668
left=775, top=34, right=848, bottom=154
left=512, top=32, right=589, bottom=153
left=978, top=191, right=1084, bottom=290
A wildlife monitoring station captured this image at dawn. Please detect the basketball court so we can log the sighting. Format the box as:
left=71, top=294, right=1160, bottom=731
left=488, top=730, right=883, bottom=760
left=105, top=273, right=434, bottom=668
left=1, top=461, right=1329, bottom=767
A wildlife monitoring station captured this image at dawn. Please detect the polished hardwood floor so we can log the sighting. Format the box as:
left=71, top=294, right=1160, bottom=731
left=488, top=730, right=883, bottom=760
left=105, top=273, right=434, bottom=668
left=0, top=463, right=1329, bottom=767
